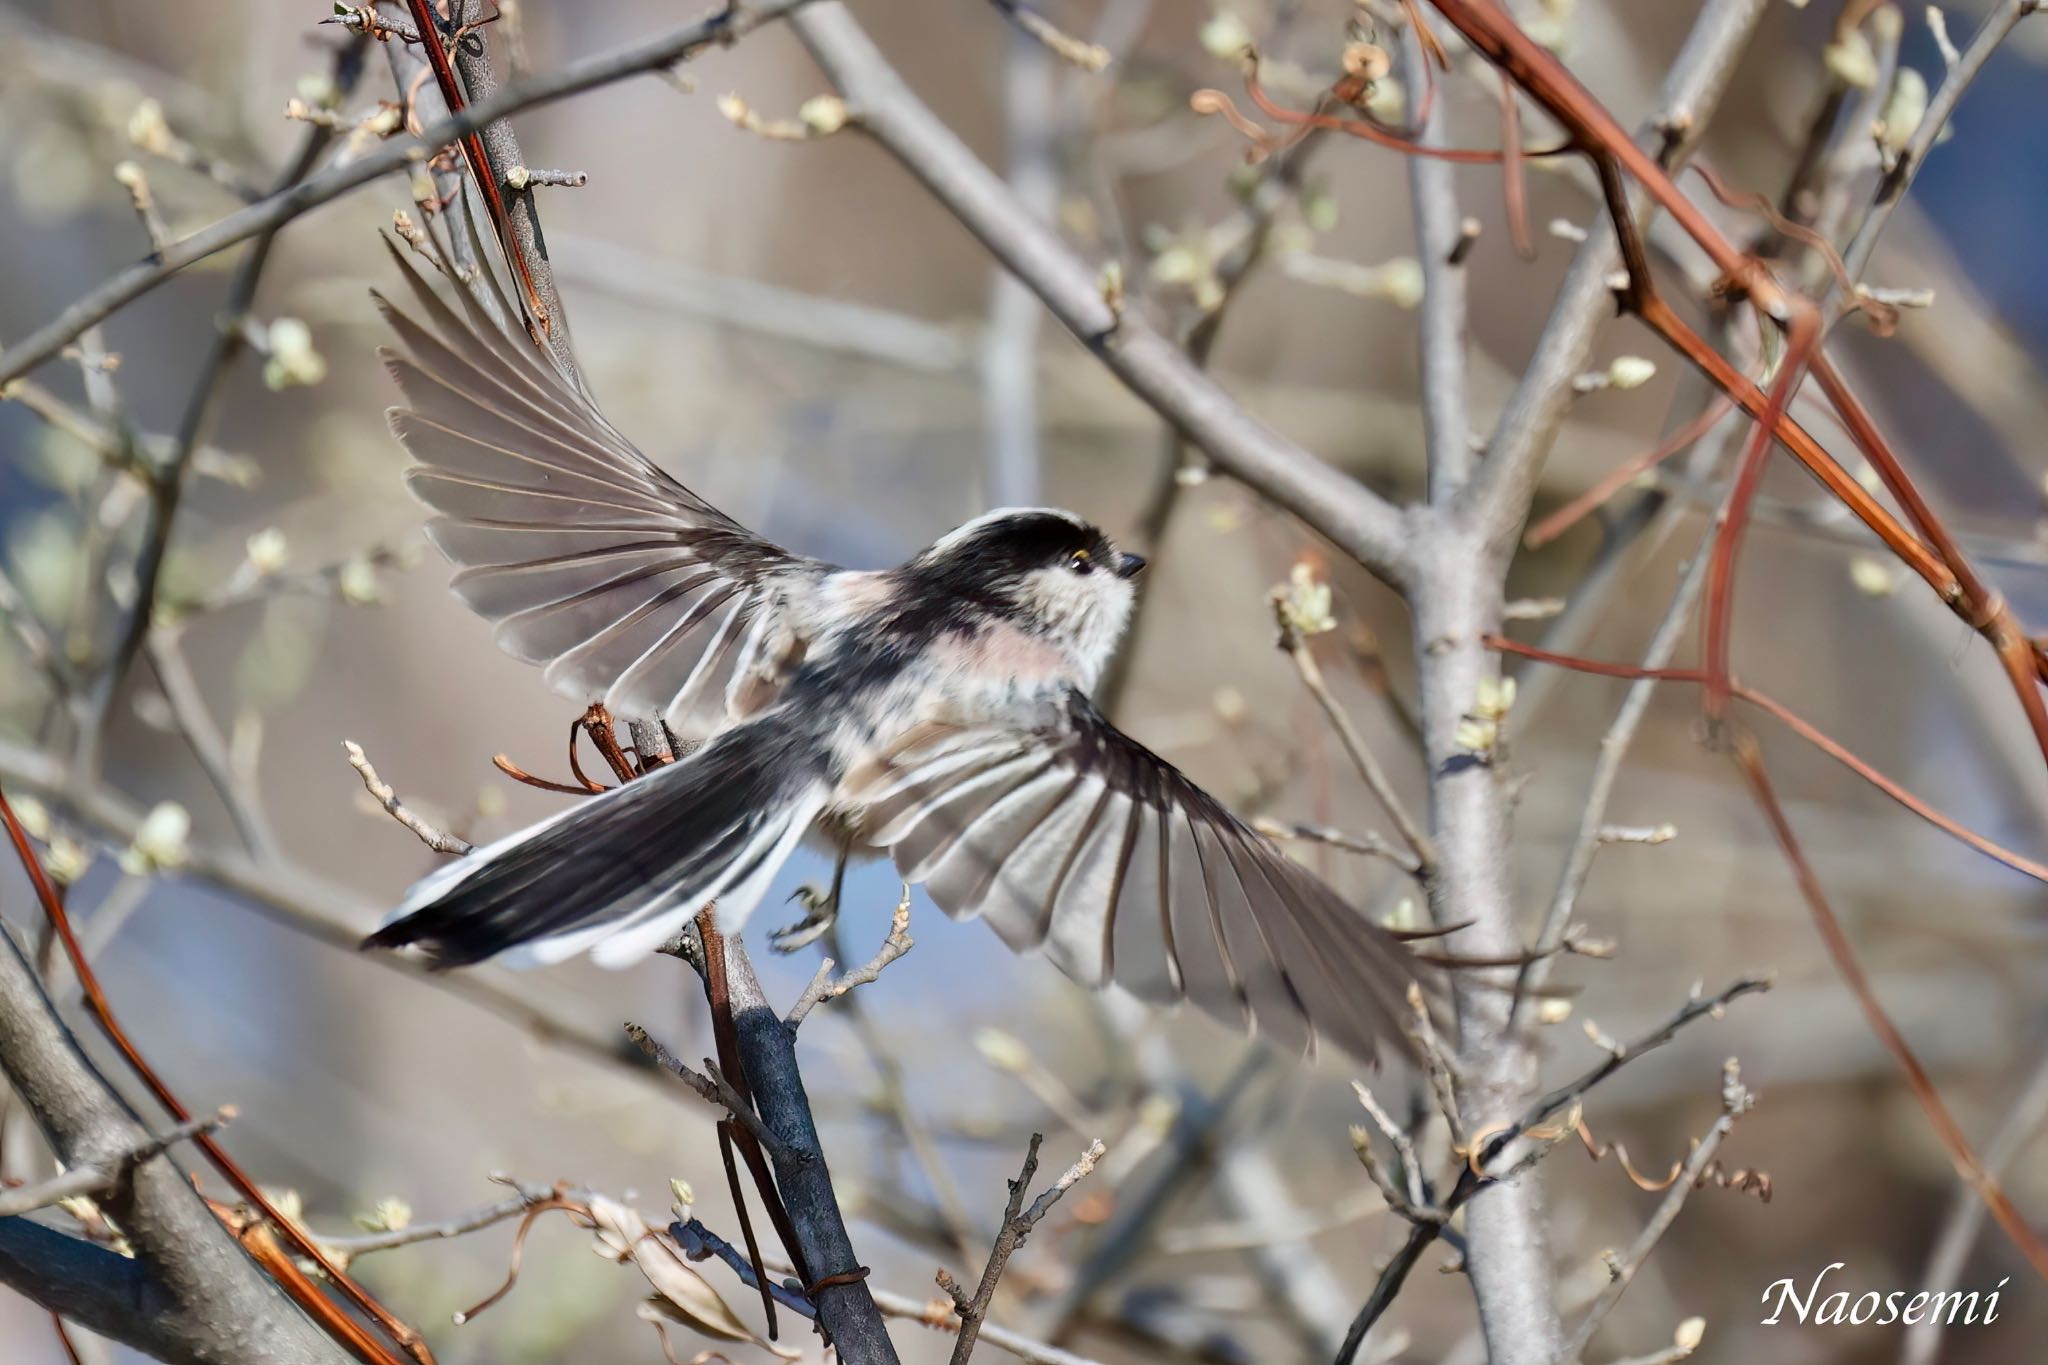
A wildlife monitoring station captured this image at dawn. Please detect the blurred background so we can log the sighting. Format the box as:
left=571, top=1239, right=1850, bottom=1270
left=2, top=1, right=2047, bottom=1361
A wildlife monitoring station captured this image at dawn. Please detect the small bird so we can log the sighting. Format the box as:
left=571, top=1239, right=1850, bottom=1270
left=362, top=249, right=1430, bottom=1062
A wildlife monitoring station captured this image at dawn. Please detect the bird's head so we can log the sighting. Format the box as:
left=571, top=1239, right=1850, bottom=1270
left=915, top=508, right=1145, bottom=687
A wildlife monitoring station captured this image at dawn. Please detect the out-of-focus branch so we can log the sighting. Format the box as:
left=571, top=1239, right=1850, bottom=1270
left=148, top=632, right=278, bottom=860
left=0, top=924, right=351, bottom=1365
left=555, top=233, right=972, bottom=372
left=1902, top=1044, right=2048, bottom=1365
left=981, top=23, right=1056, bottom=506
left=0, top=734, right=665, bottom=1097
left=1403, top=15, right=1473, bottom=503
left=1839, top=0, right=2043, bottom=283
left=789, top=2, right=1414, bottom=591
left=0, top=0, right=820, bottom=388
left=70, top=39, right=366, bottom=790
left=871, top=1286, right=1107, bottom=1365
left=1509, top=538, right=1713, bottom=1027
left=1274, top=606, right=1435, bottom=876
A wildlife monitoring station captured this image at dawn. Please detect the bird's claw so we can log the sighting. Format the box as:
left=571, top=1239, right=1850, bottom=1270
left=769, top=883, right=838, bottom=953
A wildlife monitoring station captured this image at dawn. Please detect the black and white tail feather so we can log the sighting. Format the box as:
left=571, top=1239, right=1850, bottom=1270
left=367, top=720, right=827, bottom=969
left=363, top=242, right=1439, bottom=1065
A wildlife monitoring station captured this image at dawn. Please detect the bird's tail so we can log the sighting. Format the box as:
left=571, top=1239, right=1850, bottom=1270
left=364, top=719, right=827, bottom=969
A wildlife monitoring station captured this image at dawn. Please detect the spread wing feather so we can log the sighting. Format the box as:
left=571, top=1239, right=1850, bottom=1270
left=858, top=692, right=1428, bottom=1063
left=375, top=241, right=832, bottom=739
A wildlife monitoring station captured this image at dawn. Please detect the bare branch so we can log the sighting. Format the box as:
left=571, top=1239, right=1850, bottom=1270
left=1560, top=1061, right=1757, bottom=1358
left=624, top=1022, right=793, bottom=1163
left=1455, top=0, right=1771, bottom=549
left=1839, top=0, right=2043, bottom=282
left=987, top=1, right=1111, bottom=73
left=785, top=888, right=913, bottom=1028
left=789, top=2, right=1414, bottom=589
left=0, top=1107, right=232, bottom=1218
left=0, top=0, right=820, bottom=388
left=0, top=914, right=350, bottom=1364
left=343, top=740, right=475, bottom=855
left=1510, top=539, right=1712, bottom=1027
left=1403, top=12, right=1475, bottom=502
left=1273, top=605, right=1436, bottom=876
left=944, top=1133, right=1107, bottom=1364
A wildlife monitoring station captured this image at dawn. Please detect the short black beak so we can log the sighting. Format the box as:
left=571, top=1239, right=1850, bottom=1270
left=1114, top=551, right=1147, bottom=580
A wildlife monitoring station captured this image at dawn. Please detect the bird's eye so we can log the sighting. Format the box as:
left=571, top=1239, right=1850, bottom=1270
left=1068, top=550, right=1094, bottom=574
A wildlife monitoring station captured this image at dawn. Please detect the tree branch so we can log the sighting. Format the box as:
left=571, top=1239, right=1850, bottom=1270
left=789, top=2, right=1413, bottom=590
left=0, top=921, right=350, bottom=1364
left=0, top=0, right=819, bottom=388
left=1455, top=0, right=1771, bottom=550
left=0, top=1106, right=231, bottom=1217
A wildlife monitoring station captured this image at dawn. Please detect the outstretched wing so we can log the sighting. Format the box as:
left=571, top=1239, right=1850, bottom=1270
left=855, top=693, right=1430, bottom=1063
left=375, top=243, right=833, bottom=740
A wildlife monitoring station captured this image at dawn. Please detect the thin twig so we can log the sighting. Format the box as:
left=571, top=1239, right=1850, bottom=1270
left=0, top=1107, right=232, bottom=1217
left=789, top=1, right=1413, bottom=588
left=1901, top=1044, right=2048, bottom=1365
left=624, top=1022, right=792, bottom=1163
left=1336, top=975, right=1767, bottom=1363
left=0, top=786, right=430, bottom=1365
left=871, top=1287, right=1108, bottom=1365
left=1274, top=613, right=1436, bottom=876
left=319, top=1177, right=556, bottom=1261
left=1350, top=1083, right=1441, bottom=1226
left=1560, top=1060, right=1757, bottom=1358
left=1251, top=818, right=1422, bottom=874
left=70, top=42, right=364, bottom=791
left=945, top=1134, right=1106, bottom=1363
left=344, top=740, right=475, bottom=855
left=0, top=0, right=823, bottom=389
left=785, top=888, right=913, bottom=1028
left=987, top=0, right=1111, bottom=72
left=1839, top=0, right=2042, bottom=282
left=1732, top=740, right=2048, bottom=1281
left=1509, top=538, right=1713, bottom=1028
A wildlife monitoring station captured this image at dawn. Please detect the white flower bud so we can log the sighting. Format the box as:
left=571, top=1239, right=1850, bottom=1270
left=1200, top=11, right=1253, bottom=60
left=1605, top=355, right=1657, bottom=390
left=121, top=802, right=191, bottom=875
left=245, top=527, right=289, bottom=575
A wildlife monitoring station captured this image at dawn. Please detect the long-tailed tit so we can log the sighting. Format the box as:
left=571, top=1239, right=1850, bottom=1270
left=362, top=250, right=1432, bottom=1062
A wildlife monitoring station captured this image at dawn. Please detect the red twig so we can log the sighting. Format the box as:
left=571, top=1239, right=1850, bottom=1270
left=0, top=788, right=430, bottom=1365
left=1484, top=637, right=2048, bottom=887
left=1701, top=302, right=1821, bottom=719
left=1731, top=740, right=2048, bottom=1280
left=401, top=0, right=550, bottom=336
left=1424, top=0, right=2048, bottom=721
left=1496, top=72, right=1534, bottom=258
left=1525, top=393, right=1737, bottom=548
